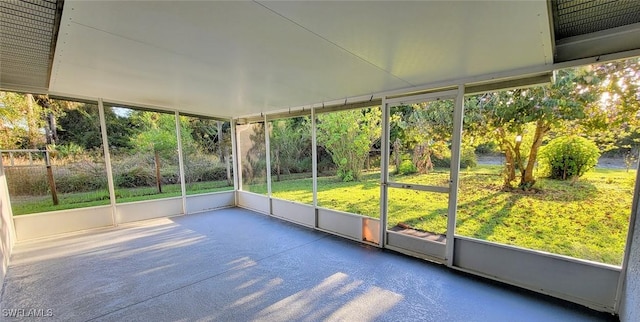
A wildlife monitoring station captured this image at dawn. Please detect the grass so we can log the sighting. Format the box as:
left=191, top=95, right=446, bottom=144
left=10, top=180, right=234, bottom=215
left=243, top=166, right=633, bottom=265
left=9, top=166, right=633, bottom=265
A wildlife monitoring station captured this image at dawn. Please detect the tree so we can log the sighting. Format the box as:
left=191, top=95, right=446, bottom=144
left=390, top=100, right=454, bottom=174
left=466, top=67, right=597, bottom=189
left=240, top=122, right=267, bottom=184
left=185, top=118, right=232, bottom=185
left=57, top=104, right=139, bottom=151
left=131, top=112, right=188, bottom=193
left=317, top=108, right=381, bottom=181
left=571, top=58, right=640, bottom=154
left=270, top=117, right=311, bottom=181
left=0, top=92, right=48, bottom=149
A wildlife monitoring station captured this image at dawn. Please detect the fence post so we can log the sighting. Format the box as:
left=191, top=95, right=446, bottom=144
left=45, top=150, right=59, bottom=205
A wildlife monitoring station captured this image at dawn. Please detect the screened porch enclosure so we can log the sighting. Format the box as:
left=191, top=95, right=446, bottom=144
left=1, top=67, right=638, bottom=315
left=2, top=1, right=640, bottom=320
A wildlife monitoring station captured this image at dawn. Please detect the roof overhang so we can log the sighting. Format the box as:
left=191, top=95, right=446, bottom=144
left=1, top=1, right=639, bottom=118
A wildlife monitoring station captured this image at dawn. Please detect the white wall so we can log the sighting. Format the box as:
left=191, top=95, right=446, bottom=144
left=620, top=213, right=639, bottom=321
left=0, top=164, right=16, bottom=292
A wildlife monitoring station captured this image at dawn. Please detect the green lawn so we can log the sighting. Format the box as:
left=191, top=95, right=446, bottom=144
left=10, top=180, right=234, bottom=215
left=245, top=166, right=633, bottom=265
left=10, top=166, right=633, bottom=265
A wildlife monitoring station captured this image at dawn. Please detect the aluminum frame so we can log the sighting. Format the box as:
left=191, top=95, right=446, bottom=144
left=382, top=90, right=461, bottom=260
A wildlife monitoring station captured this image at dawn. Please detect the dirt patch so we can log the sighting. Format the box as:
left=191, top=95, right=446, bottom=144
left=390, top=223, right=446, bottom=243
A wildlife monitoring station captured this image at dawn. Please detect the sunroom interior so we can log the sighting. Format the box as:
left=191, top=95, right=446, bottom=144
left=1, top=1, right=640, bottom=321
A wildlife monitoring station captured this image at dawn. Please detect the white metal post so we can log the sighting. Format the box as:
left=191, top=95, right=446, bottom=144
left=446, top=85, right=465, bottom=266
left=175, top=111, right=187, bottom=215
left=98, top=99, right=117, bottom=227
left=230, top=119, right=240, bottom=206
left=0, top=154, right=17, bottom=241
left=264, top=115, right=273, bottom=215
left=379, top=98, right=389, bottom=248
left=615, top=156, right=640, bottom=311
left=311, top=107, right=318, bottom=208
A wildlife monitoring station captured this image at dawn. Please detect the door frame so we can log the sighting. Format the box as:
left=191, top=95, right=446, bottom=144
left=379, top=86, right=465, bottom=265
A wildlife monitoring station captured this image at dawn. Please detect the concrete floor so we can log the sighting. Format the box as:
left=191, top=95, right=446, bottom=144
left=0, top=208, right=617, bottom=322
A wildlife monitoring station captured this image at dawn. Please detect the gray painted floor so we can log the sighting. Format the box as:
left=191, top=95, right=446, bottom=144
left=0, top=208, right=617, bottom=322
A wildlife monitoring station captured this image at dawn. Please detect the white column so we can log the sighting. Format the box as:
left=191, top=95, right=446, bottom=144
left=446, top=85, right=465, bottom=266
left=98, top=99, right=117, bottom=226
left=175, top=111, right=187, bottom=215
left=379, top=98, right=390, bottom=248
left=311, top=107, right=318, bottom=208
left=231, top=119, right=240, bottom=207
left=230, top=119, right=239, bottom=192
left=615, top=153, right=640, bottom=311
left=264, top=115, right=272, bottom=198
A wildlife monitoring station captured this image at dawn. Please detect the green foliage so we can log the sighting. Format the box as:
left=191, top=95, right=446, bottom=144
left=390, top=100, right=454, bottom=174
left=186, top=118, right=230, bottom=155
left=398, top=159, right=417, bottom=175
left=575, top=58, right=640, bottom=153
left=317, top=108, right=381, bottom=181
left=53, top=143, right=85, bottom=159
left=539, top=136, right=600, bottom=180
left=132, top=112, right=179, bottom=157
left=0, top=92, right=49, bottom=149
left=270, top=117, right=312, bottom=178
left=115, top=166, right=155, bottom=188
left=475, top=141, right=499, bottom=154
left=56, top=170, right=107, bottom=193
left=431, top=145, right=478, bottom=169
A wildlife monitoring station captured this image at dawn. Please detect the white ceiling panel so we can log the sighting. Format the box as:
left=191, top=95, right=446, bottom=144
left=49, top=1, right=552, bottom=117
left=260, top=1, right=553, bottom=86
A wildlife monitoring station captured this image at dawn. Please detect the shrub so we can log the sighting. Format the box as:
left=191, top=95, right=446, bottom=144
left=539, top=136, right=600, bottom=180
left=55, top=170, right=108, bottom=193
left=398, top=159, right=417, bottom=175
left=5, top=167, right=48, bottom=195
left=475, top=141, right=499, bottom=154
left=115, top=166, right=155, bottom=188
left=431, top=146, right=477, bottom=169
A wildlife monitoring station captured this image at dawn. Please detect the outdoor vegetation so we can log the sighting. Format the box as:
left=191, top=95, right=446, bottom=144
left=0, top=96, right=233, bottom=214
left=1, top=58, right=639, bottom=265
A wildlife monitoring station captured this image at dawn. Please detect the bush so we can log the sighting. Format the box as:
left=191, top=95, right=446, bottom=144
left=432, top=146, right=477, bottom=169
left=185, top=165, right=228, bottom=183
left=398, top=159, right=417, bottom=175
left=539, top=136, right=600, bottom=180
left=56, top=171, right=107, bottom=193
left=115, top=166, right=155, bottom=188
left=5, top=167, right=48, bottom=195
left=475, top=141, right=499, bottom=154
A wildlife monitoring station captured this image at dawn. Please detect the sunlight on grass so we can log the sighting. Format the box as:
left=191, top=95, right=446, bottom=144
left=387, top=188, right=448, bottom=234
left=456, top=167, right=634, bottom=265
left=244, top=166, right=632, bottom=265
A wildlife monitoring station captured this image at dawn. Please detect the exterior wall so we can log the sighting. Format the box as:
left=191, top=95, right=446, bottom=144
left=620, top=213, right=639, bottom=321
left=0, top=163, right=16, bottom=294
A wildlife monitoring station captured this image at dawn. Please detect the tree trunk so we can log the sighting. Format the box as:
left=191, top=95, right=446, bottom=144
left=393, top=138, right=401, bottom=174
left=496, top=128, right=516, bottom=187
left=154, top=150, right=162, bottom=193
left=521, top=120, right=549, bottom=187
left=503, top=148, right=516, bottom=187
left=514, top=139, right=524, bottom=178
